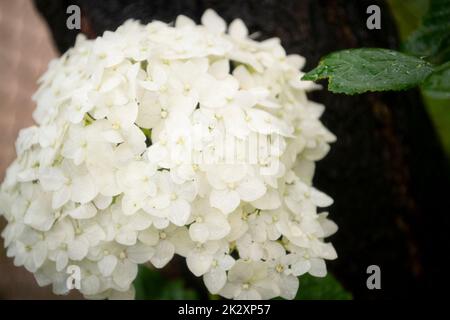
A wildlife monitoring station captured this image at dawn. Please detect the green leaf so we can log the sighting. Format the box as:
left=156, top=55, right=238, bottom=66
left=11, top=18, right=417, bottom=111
left=134, top=265, right=199, bottom=300
left=302, top=48, right=434, bottom=95
left=422, top=62, right=450, bottom=98
left=295, top=274, right=352, bottom=300
left=403, top=0, right=450, bottom=63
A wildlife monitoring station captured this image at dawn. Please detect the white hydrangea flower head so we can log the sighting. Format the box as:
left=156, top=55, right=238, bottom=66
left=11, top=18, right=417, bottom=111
left=0, top=9, right=338, bottom=300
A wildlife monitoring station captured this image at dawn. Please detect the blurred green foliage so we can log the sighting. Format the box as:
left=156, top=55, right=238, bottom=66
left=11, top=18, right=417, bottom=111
left=295, top=274, right=352, bottom=300
left=388, top=0, right=430, bottom=40
left=135, top=266, right=199, bottom=300
left=389, top=0, right=450, bottom=155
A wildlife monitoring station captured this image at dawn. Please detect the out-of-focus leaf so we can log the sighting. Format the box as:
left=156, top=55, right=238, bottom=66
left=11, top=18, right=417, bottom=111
left=388, top=0, right=430, bottom=40
left=403, top=0, right=450, bottom=63
left=302, top=49, right=434, bottom=95
left=134, top=265, right=199, bottom=300
left=295, top=274, right=352, bottom=300
left=422, top=62, right=450, bottom=98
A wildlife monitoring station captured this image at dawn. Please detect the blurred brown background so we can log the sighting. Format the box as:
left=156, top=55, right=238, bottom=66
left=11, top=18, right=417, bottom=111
left=0, top=0, right=79, bottom=299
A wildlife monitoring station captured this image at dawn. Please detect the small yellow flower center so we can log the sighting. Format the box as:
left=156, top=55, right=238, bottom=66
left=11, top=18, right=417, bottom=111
left=195, top=216, right=203, bottom=223
left=276, top=264, right=284, bottom=273
left=227, top=182, right=236, bottom=190
left=176, top=137, right=185, bottom=145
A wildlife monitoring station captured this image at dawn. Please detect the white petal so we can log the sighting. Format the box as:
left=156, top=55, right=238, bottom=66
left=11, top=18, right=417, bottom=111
left=189, top=223, right=210, bottom=243
left=170, top=228, right=194, bottom=256
left=52, top=186, right=71, bottom=209
left=223, top=106, right=250, bottom=138
left=138, top=228, right=159, bottom=246
left=93, top=194, right=112, bottom=210
left=68, top=238, right=89, bottom=260
left=116, top=103, right=138, bottom=130
left=228, top=261, right=252, bottom=283
left=113, top=260, right=138, bottom=289
left=176, top=181, right=197, bottom=202
left=219, top=283, right=240, bottom=299
left=24, top=198, right=55, bottom=231
left=201, top=9, right=226, bottom=34
left=251, top=189, right=281, bottom=210
left=127, top=243, right=155, bottom=263
left=116, top=230, right=138, bottom=246
left=237, top=178, right=266, bottom=202
left=205, top=212, right=230, bottom=240
left=102, top=130, right=124, bottom=144
left=128, top=212, right=153, bottom=231
left=229, top=19, right=248, bottom=40
left=210, top=189, right=240, bottom=214
left=39, top=167, right=67, bottom=191
left=291, top=259, right=311, bottom=276
left=151, top=240, right=175, bottom=268
left=145, top=194, right=170, bottom=210
left=310, top=189, right=334, bottom=207
left=32, top=242, right=47, bottom=269
left=83, top=224, right=106, bottom=245
left=98, top=255, right=118, bottom=277
left=81, top=275, right=101, bottom=296
left=309, top=258, right=327, bottom=277
left=67, top=203, right=97, bottom=219
left=175, top=15, right=196, bottom=28
left=109, top=288, right=135, bottom=300
left=236, top=289, right=261, bottom=300
left=234, top=90, right=256, bottom=109
left=54, top=251, right=68, bottom=272
left=71, top=175, right=98, bottom=204
left=204, top=268, right=227, bottom=294
left=121, top=194, right=143, bottom=216
left=136, top=103, right=162, bottom=129
left=209, top=59, right=230, bottom=79
left=279, top=275, right=299, bottom=300
left=218, top=255, right=235, bottom=270
left=168, top=199, right=191, bottom=226
left=187, top=252, right=213, bottom=277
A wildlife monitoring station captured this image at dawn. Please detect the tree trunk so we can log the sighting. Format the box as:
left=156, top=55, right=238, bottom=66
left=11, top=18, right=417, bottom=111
left=34, top=0, right=450, bottom=299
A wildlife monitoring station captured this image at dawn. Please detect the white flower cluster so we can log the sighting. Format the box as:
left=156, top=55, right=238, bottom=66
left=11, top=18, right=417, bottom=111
left=0, top=10, right=337, bottom=300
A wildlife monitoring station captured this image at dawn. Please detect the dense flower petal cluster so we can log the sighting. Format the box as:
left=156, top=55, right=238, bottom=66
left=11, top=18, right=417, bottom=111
left=0, top=10, right=337, bottom=299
